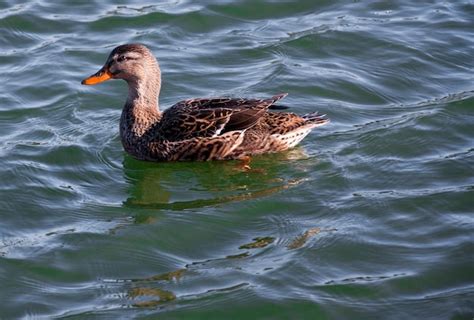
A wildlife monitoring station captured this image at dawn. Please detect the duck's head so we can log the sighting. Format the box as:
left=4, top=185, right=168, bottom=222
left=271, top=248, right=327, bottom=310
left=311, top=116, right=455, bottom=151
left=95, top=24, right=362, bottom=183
left=81, top=43, right=160, bottom=86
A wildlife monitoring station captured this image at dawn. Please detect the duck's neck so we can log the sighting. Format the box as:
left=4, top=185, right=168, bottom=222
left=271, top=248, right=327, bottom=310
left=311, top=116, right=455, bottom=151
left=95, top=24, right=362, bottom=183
left=120, top=71, right=162, bottom=155
left=125, top=74, right=161, bottom=113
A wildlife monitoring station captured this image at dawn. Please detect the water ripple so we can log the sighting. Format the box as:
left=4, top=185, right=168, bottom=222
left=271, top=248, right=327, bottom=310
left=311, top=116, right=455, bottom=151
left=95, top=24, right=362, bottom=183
left=0, top=0, right=473, bottom=318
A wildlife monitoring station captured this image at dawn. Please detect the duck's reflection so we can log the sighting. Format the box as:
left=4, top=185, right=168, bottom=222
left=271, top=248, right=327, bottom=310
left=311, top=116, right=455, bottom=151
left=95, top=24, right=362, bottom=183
left=112, top=149, right=336, bottom=308
left=117, top=226, right=336, bottom=308
left=121, top=148, right=311, bottom=212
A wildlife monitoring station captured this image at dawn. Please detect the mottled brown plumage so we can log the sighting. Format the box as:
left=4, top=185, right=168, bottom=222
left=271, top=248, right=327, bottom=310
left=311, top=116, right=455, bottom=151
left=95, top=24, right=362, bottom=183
left=82, top=43, right=329, bottom=161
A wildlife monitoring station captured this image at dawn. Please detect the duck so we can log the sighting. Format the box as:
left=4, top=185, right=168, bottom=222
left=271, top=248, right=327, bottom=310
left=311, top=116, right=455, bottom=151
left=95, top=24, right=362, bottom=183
left=81, top=43, right=329, bottom=162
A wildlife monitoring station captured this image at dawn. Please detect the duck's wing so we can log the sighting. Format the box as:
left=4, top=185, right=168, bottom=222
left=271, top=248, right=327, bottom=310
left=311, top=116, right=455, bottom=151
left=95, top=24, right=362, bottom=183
left=159, top=93, right=287, bottom=141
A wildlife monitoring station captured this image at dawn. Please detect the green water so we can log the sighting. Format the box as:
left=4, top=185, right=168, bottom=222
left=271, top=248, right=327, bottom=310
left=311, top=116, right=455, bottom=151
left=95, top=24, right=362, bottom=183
left=1, top=1, right=473, bottom=319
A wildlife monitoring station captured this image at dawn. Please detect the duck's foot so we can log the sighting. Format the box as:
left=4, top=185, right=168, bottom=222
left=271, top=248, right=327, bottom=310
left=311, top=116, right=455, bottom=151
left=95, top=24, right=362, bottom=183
left=236, top=155, right=252, bottom=171
left=234, top=156, right=267, bottom=173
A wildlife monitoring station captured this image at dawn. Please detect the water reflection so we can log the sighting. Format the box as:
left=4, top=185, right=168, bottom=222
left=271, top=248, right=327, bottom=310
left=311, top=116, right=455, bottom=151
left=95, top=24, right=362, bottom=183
left=121, top=148, right=312, bottom=211
left=112, top=149, right=332, bottom=308
left=117, top=224, right=333, bottom=308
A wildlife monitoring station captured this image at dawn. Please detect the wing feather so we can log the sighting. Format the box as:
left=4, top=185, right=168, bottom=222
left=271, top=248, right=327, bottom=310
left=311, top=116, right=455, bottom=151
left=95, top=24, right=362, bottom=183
left=159, top=93, right=287, bottom=141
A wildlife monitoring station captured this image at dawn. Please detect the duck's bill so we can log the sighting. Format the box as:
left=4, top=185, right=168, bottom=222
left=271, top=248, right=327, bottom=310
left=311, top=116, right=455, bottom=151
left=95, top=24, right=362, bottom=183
left=81, top=68, right=112, bottom=85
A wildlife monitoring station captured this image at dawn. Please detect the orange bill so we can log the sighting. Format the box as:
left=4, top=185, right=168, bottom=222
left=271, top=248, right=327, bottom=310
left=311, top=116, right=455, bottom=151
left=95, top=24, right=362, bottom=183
left=81, top=68, right=112, bottom=85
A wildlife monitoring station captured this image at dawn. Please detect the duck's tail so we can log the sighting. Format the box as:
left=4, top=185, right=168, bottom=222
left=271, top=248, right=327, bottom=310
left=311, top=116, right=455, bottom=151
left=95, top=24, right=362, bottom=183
left=302, top=112, right=330, bottom=128
left=270, top=112, right=329, bottom=149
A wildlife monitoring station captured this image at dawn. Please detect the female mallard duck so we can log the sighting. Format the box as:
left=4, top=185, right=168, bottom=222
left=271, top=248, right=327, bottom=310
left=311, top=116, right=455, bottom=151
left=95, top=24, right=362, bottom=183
left=81, top=44, right=328, bottom=161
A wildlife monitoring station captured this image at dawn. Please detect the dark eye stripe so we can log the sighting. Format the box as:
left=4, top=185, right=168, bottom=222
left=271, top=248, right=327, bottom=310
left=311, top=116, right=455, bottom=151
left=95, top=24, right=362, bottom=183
left=117, top=56, right=137, bottom=62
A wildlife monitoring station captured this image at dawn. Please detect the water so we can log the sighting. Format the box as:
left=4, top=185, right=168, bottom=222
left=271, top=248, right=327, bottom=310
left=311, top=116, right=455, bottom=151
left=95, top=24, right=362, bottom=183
left=0, top=0, right=473, bottom=319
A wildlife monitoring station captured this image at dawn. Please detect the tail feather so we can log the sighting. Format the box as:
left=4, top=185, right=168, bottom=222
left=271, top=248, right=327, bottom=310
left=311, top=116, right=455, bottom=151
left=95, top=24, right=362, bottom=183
left=270, top=111, right=329, bottom=149
left=302, top=112, right=330, bottom=127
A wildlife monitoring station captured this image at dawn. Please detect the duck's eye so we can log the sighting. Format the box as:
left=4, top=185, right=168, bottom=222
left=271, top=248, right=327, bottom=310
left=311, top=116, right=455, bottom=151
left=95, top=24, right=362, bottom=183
left=117, top=56, right=127, bottom=62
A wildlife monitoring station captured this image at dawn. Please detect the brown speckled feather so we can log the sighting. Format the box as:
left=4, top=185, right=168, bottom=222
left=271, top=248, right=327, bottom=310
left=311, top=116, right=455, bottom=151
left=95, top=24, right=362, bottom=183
left=158, top=93, right=287, bottom=141
left=159, top=94, right=286, bottom=141
left=82, top=44, right=329, bottom=162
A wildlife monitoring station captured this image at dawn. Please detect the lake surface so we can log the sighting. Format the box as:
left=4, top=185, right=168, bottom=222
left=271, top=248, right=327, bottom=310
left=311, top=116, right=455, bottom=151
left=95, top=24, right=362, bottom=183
left=0, top=0, right=473, bottom=319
